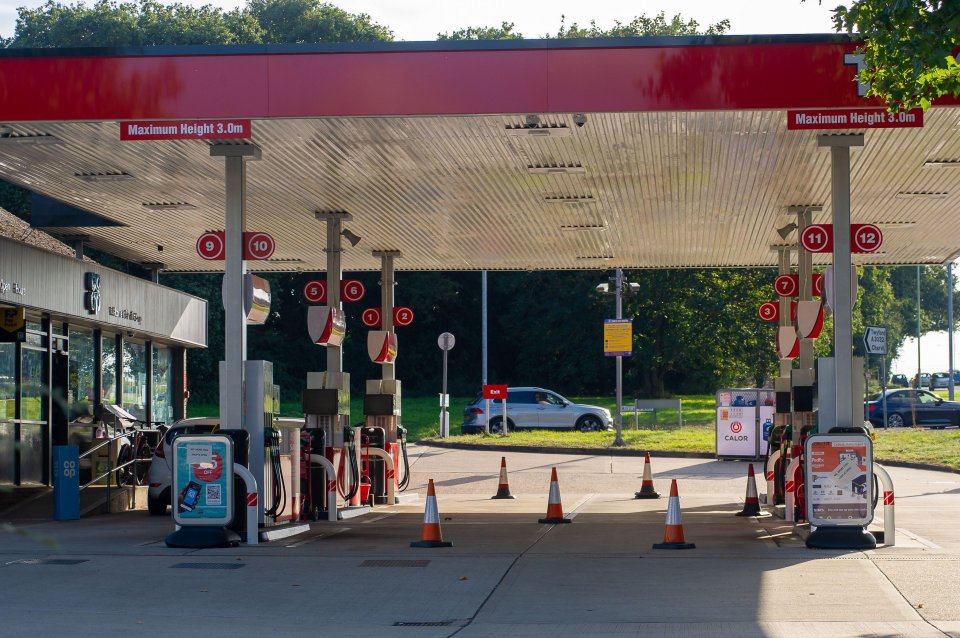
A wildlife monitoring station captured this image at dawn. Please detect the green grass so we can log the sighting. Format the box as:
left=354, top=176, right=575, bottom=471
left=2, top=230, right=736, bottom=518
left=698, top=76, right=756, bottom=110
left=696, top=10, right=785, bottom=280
left=873, top=428, right=960, bottom=470
left=187, top=393, right=960, bottom=471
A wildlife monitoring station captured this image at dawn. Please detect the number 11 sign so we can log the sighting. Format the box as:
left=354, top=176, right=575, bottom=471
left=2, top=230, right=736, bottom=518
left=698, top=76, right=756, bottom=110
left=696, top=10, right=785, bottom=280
left=800, top=224, right=883, bottom=254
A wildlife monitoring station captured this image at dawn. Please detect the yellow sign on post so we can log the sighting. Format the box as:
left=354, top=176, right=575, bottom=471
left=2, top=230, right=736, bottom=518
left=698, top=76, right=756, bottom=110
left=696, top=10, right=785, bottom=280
left=0, top=306, right=25, bottom=343
left=603, top=319, right=632, bottom=356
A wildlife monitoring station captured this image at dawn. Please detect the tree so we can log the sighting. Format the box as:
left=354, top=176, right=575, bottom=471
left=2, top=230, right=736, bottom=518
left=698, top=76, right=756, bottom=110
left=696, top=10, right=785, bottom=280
left=438, top=21, right=522, bottom=41
left=831, top=0, right=960, bottom=109
left=247, top=0, right=392, bottom=44
left=551, top=12, right=730, bottom=38
left=439, top=12, right=730, bottom=42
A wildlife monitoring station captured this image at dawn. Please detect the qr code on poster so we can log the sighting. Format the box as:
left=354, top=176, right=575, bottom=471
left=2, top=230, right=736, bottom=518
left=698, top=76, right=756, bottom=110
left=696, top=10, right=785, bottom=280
left=205, top=483, right=222, bottom=506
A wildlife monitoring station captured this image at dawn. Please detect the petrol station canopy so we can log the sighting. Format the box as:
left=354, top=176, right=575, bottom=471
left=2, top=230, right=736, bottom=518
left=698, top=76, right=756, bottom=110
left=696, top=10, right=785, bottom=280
left=0, top=35, right=958, bottom=273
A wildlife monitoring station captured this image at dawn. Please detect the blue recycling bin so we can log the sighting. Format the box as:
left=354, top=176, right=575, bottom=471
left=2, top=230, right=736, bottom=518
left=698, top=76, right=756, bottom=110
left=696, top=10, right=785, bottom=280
left=53, top=445, right=80, bottom=520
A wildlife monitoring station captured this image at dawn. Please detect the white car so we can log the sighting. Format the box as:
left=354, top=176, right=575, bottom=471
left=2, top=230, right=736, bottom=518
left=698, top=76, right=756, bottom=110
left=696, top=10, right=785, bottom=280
left=147, top=418, right=220, bottom=515
left=460, top=387, right=613, bottom=434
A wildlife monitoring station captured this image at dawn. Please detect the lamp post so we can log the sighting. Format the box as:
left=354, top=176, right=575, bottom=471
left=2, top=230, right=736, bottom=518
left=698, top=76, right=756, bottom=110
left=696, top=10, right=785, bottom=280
left=597, top=268, right=639, bottom=447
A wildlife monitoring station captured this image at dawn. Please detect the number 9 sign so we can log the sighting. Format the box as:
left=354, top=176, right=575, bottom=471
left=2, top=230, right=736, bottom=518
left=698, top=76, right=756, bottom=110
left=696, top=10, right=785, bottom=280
left=196, top=231, right=225, bottom=260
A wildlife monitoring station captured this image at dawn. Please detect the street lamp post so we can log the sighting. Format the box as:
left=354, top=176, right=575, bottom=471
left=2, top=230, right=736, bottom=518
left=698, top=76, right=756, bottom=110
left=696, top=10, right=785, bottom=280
left=597, top=268, right=638, bottom=448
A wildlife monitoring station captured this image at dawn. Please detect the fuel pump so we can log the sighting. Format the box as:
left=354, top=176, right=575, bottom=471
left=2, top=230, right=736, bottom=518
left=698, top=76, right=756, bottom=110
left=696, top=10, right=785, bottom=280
left=302, top=372, right=360, bottom=517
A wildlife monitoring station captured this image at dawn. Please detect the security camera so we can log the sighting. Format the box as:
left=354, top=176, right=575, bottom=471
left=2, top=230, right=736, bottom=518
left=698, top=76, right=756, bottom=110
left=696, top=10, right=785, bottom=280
left=595, top=283, right=610, bottom=294
left=573, top=113, right=587, bottom=128
left=628, top=283, right=641, bottom=294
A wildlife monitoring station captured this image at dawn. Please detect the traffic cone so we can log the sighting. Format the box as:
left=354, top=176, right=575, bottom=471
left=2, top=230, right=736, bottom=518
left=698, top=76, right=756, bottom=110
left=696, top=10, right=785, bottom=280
left=538, top=467, right=571, bottom=524
left=736, top=463, right=769, bottom=517
left=634, top=452, right=661, bottom=499
left=491, top=456, right=515, bottom=499
left=652, top=480, right=695, bottom=550
left=410, top=479, right=452, bottom=548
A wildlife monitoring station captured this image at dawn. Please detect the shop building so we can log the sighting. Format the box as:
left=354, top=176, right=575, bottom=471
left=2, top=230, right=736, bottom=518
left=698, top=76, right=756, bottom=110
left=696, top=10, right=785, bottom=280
left=0, top=209, right=206, bottom=486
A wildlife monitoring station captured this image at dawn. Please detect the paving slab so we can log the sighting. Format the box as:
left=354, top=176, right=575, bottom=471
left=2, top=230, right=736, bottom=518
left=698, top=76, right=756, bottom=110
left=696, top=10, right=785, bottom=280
left=0, top=445, right=957, bottom=637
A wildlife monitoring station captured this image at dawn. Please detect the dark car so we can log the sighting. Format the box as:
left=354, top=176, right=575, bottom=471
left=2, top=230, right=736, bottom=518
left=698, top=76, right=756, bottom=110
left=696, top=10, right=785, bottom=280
left=890, top=374, right=909, bottom=388
left=865, top=389, right=960, bottom=429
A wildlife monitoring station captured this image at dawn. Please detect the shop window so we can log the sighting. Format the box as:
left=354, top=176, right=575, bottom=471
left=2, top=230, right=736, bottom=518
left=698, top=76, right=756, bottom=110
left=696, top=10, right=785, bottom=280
left=0, top=343, right=14, bottom=421
left=122, top=340, right=146, bottom=421
left=152, top=345, right=173, bottom=424
left=68, top=327, right=95, bottom=418
left=101, top=334, right=117, bottom=403
left=20, top=347, right=45, bottom=422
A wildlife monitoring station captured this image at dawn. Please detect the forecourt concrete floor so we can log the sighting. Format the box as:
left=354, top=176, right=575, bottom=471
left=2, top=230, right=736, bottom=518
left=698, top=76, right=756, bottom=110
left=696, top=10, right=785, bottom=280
left=1, top=444, right=959, bottom=638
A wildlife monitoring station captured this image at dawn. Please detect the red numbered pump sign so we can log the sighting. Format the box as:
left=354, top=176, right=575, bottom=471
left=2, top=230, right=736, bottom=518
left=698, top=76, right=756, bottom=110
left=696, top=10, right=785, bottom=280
left=361, top=307, right=381, bottom=328
left=196, top=231, right=225, bottom=260
left=244, top=231, right=275, bottom=260
left=800, top=224, right=833, bottom=253
left=341, top=280, right=365, bottom=302
left=758, top=302, right=779, bottom=322
left=393, top=306, right=414, bottom=327
left=774, top=274, right=799, bottom=298
left=851, top=223, right=883, bottom=253
left=484, top=384, right=508, bottom=400
left=812, top=273, right=824, bottom=297
left=303, top=280, right=327, bottom=304
left=195, top=230, right=275, bottom=260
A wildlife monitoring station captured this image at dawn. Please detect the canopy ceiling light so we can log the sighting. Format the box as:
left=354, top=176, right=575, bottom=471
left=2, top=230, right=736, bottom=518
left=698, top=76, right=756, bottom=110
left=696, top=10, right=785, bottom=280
left=527, top=163, right=586, bottom=175
left=924, top=160, right=960, bottom=167
left=895, top=191, right=949, bottom=199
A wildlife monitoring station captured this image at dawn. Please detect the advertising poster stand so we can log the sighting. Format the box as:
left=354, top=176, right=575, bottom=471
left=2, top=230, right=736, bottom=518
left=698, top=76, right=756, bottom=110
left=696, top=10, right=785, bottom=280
left=715, top=389, right=774, bottom=461
left=165, top=434, right=240, bottom=549
left=804, top=432, right=877, bottom=550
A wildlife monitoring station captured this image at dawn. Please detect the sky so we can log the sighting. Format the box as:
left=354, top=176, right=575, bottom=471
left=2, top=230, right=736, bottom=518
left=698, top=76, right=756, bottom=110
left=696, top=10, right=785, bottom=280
left=0, top=0, right=839, bottom=41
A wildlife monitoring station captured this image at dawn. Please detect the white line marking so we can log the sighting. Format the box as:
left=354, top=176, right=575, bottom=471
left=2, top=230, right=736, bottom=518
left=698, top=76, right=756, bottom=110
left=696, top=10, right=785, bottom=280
left=285, top=526, right=351, bottom=547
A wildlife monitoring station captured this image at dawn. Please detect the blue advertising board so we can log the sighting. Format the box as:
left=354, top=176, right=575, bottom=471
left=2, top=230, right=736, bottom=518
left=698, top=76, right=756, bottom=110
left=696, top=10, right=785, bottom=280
left=172, top=435, right=234, bottom=527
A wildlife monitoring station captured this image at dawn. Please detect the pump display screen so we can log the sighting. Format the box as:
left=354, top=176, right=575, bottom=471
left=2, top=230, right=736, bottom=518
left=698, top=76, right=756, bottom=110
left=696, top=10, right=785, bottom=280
left=172, top=435, right=234, bottom=526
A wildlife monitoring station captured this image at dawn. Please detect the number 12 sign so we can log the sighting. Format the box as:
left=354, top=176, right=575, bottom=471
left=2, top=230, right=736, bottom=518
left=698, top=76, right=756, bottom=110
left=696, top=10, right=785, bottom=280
left=800, top=223, right=883, bottom=254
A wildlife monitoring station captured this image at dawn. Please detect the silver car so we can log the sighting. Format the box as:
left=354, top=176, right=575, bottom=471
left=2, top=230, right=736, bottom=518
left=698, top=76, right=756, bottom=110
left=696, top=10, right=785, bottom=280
left=461, top=387, right=612, bottom=434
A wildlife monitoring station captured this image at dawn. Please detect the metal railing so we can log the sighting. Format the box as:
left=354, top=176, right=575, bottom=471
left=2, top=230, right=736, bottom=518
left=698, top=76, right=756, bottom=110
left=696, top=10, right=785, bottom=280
left=78, top=426, right=159, bottom=514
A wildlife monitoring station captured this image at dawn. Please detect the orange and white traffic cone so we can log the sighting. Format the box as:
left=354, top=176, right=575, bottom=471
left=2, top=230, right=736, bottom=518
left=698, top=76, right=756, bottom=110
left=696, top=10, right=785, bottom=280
left=652, top=479, right=695, bottom=550
left=491, top=456, right=515, bottom=500
left=538, top=467, right=571, bottom=524
left=736, top=463, right=769, bottom=517
left=634, top=452, right=661, bottom=499
left=410, top=479, right=452, bottom=548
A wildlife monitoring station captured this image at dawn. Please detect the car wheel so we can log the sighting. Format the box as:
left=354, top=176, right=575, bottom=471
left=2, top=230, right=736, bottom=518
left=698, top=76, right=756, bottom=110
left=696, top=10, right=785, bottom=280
left=147, top=495, right=167, bottom=516
left=489, top=417, right=513, bottom=434
left=576, top=416, right=603, bottom=432
left=887, top=413, right=905, bottom=428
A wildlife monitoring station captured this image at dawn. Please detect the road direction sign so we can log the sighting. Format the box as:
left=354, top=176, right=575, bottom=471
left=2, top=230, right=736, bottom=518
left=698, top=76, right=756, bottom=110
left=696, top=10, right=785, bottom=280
left=244, top=231, right=275, bottom=260
left=361, top=307, right=381, bottom=327
left=864, top=326, right=887, bottom=355
left=438, top=332, right=455, bottom=351
left=774, top=274, right=799, bottom=297
left=196, top=231, right=225, bottom=260
left=800, top=224, right=833, bottom=253
left=303, top=280, right=326, bottom=303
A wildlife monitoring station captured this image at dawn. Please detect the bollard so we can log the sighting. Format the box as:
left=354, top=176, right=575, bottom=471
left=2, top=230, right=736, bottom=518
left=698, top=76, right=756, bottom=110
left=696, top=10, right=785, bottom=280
left=765, top=449, right=781, bottom=507
left=874, top=463, right=895, bottom=547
